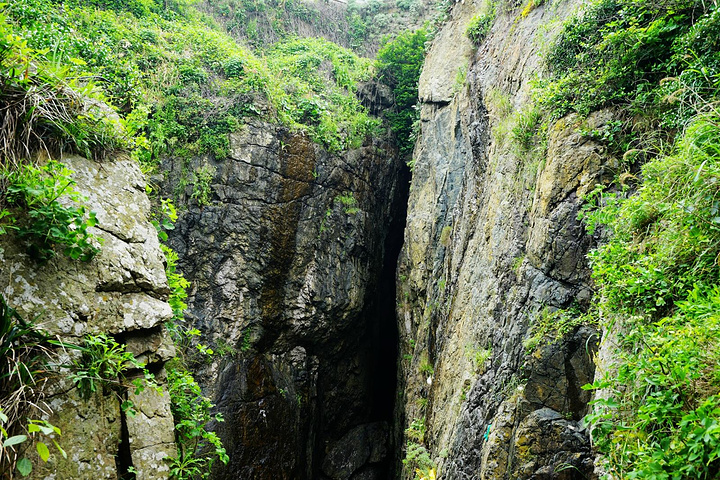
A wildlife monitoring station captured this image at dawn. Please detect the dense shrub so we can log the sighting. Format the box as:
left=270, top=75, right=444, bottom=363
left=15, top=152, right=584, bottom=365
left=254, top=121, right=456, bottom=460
left=536, top=1, right=720, bottom=477
left=376, top=28, right=427, bottom=159
left=583, top=116, right=720, bottom=479
left=538, top=0, right=718, bottom=126
left=465, top=10, right=495, bottom=46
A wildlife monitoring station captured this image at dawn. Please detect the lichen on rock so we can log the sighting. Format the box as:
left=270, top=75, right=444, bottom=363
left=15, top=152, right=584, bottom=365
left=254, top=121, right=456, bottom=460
left=1, top=155, right=176, bottom=480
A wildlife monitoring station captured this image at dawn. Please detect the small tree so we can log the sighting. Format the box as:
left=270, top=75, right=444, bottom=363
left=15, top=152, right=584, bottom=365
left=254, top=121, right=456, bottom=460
left=376, top=28, right=427, bottom=160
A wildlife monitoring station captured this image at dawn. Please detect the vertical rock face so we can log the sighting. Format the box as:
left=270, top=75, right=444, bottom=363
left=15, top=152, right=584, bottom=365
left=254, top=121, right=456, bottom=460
left=164, top=118, right=407, bottom=479
left=397, top=1, right=612, bottom=478
left=0, top=155, right=176, bottom=479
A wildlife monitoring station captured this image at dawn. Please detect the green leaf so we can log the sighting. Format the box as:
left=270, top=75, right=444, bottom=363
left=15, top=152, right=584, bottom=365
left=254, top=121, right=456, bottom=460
left=52, top=439, right=67, bottom=459
left=3, top=435, right=28, bottom=447
left=36, top=441, right=50, bottom=462
left=17, top=457, right=32, bottom=476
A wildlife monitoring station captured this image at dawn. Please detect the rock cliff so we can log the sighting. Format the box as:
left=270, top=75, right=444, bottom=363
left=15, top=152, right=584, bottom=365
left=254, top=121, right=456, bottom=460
left=1, top=155, right=176, bottom=480
left=396, top=0, right=612, bottom=478
left=162, top=117, right=407, bottom=479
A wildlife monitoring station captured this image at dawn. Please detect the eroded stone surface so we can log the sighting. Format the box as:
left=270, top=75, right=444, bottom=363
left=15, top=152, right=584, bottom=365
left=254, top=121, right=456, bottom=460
left=0, top=155, right=176, bottom=479
left=163, top=119, right=405, bottom=479
left=397, top=0, right=606, bottom=478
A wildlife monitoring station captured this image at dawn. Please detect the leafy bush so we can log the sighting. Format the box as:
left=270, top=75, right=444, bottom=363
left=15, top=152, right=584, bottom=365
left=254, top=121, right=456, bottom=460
left=403, top=417, right=436, bottom=480
left=582, top=114, right=720, bottom=479
left=465, top=11, right=495, bottom=46
left=166, top=366, right=228, bottom=480
left=376, top=28, right=427, bottom=159
left=68, top=334, right=153, bottom=403
left=2, top=160, right=101, bottom=263
left=537, top=0, right=717, bottom=125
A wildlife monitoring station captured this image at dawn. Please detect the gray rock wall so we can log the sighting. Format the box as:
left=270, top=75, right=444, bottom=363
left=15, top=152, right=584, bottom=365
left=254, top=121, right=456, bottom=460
left=1, top=155, right=176, bottom=479
left=396, top=0, right=611, bottom=478
left=163, top=119, right=406, bottom=479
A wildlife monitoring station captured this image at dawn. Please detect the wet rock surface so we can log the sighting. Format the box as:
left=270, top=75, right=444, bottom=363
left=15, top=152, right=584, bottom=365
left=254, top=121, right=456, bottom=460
left=163, top=119, right=406, bottom=479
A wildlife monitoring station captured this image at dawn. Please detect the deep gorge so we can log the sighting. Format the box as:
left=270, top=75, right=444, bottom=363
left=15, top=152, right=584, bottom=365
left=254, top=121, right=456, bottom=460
left=2, top=0, right=720, bottom=479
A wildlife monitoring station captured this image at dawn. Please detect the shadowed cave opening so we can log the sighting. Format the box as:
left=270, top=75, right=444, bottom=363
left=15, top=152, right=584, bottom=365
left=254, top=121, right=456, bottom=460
left=359, top=160, right=411, bottom=479
left=311, top=162, right=410, bottom=480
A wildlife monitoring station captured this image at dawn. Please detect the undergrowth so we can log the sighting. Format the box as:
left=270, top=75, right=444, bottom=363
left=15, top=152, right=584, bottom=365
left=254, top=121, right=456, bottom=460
left=4, top=0, right=380, bottom=172
left=528, top=1, right=720, bottom=478
left=376, top=27, right=427, bottom=161
left=583, top=121, right=720, bottom=475
left=2, top=160, right=101, bottom=263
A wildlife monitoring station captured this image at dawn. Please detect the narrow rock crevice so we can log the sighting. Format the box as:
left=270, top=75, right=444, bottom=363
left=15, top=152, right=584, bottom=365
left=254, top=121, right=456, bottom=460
left=116, top=397, right=136, bottom=480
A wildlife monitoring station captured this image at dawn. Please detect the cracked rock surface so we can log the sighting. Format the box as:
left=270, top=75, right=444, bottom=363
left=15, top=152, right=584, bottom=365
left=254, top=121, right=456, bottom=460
left=396, top=0, right=609, bottom=478
left=1, top=155, right=176, bottom=480
left=163, top=118, right=406, bottom=479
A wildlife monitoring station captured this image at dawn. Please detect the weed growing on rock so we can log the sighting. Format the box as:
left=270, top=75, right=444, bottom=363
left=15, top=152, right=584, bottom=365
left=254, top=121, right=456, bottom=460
left=466, top=8, right=496, bottom=47
left=190, top=164, right=216, bottom=207
left=523, top=305, right=595, bottom=354
left=153, top=199, right=229, bottom=479
left=68, top=334, right=156, bottom=404
left=403, top=417, right=437, bottom=480
left=336, top=192, right=360, bottom=214
left=1, top=160, right=101, bottom=263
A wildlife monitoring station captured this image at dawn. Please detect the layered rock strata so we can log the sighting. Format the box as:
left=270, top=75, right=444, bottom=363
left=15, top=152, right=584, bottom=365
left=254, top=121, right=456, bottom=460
left=164, top=118, right=407, bottom=479
left=396, top=0, right=613, bottom=478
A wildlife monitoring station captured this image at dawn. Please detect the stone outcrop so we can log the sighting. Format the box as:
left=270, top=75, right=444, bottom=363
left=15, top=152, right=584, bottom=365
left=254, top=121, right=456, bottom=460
left=396, top=0, right=613, bottom=478
left=162, top=118, right=407, bottom=479
left=0, top=155, right=176, bottom=480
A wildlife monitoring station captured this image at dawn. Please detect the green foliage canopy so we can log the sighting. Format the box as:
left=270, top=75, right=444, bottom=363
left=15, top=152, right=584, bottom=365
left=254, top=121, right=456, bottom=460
left=376, top=28, right=427, bottom=159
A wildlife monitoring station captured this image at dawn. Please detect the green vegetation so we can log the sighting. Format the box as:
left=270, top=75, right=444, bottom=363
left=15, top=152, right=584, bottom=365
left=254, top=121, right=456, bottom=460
left=376, top=28, right=428, bottom=160
left=419, top=358, right=434, bottom=376
left=2, top=160, right=101, bottom=263
left=0, top=294, right=61, bottom=478
left=191, top=164, right=216, bottom=207
left=166, top=366, right=228, bottom=479
left=466, top=7, right=496, bottom=47
left=157, top=204, right=228, bottom=479
left=336, top=192, right=360, bottom=214
left=523, top=305, right=595, bottom=353
left=536, top=0, right=718, bottom=128
left=403, top=417, right=437, bottom=480
left=346, top=0, right=429, bottom=54
left=69, top=334, right=156, bottom=404
left=537, top=0, right=720, bottom=478
left=1, top=412, right=64, bottom=478
left=465, top=344, right=492, bottom=374
left=0, top=7, right=125, bottom=163
left=583, top=115, right=720, bottom=479
left=510, top=105, right=542, bottom=153
left=210, top=0, right=333, bottom=48
left=4, top=0, right=379, bottom=175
